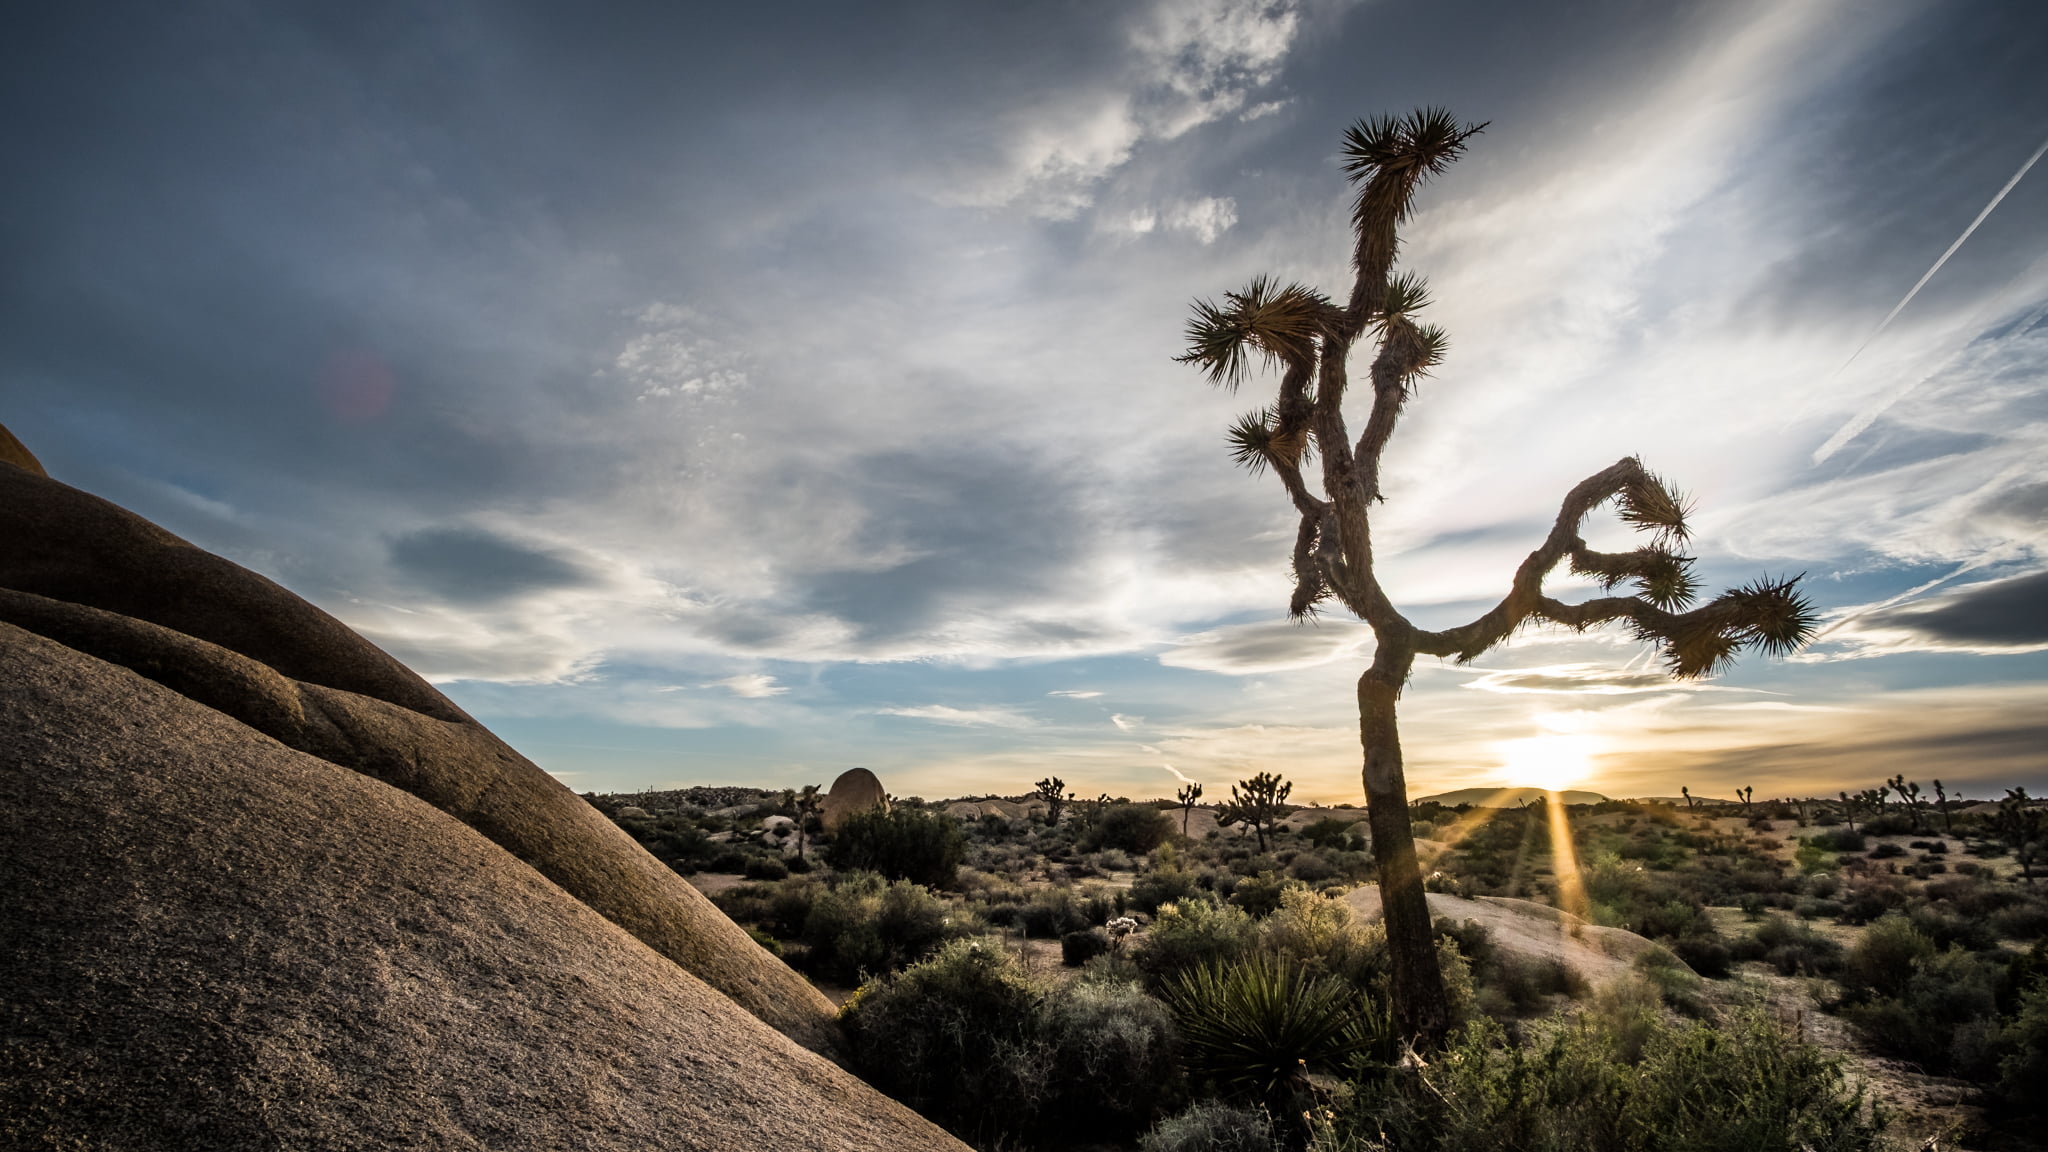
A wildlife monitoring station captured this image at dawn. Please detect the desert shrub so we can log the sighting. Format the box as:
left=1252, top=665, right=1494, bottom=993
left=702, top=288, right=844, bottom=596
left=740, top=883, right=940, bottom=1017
left=840, top=939, right=1046, bottom=1141
left=802, top=871, right=960, bottom=984
left=1340, top=1007, right=1882, bottom=1152
left=1263, top=886, right=1387, bottom=989
left=1840, top=914, right=1933, bottom=1001
left=1039, top=979, right=1185, bottom=1136
left=1020, top=886, right=1097, bottom=939
left=1163, top=952, right=1390, bottom=1109
left=1229, top=872, right=1296, bottom=918
left=1133, top=867, right=1205, bottom=915
left=1810, top=827, right=1865, bottom=853
left=1863, top=813, right=1913, bottom=836
left=1086, top=804, right=1175, bottom=853
left=1142, top=1102, right=1279, bottom=1152
left=1843, top=945, right=2003, bottom=1074
left=1287, top=851, right=1339, bottom=883
left=1996, top=977, right=2048, bottom=1115
left=743, top=855, right=789, bottom=881
left=1734, top=914, right=1844, bottom=976
left=1302, top=817, right=1365, bottom=852
left=825, top=806, right=966, bottom=887
left=1991, top=902, right=2048, bottom=942
left=1669, top=934, right=1733, bottom=979
left=1063, top=928, right=1111, bottom=967
left=1136, top=899, right=1259, bottom=991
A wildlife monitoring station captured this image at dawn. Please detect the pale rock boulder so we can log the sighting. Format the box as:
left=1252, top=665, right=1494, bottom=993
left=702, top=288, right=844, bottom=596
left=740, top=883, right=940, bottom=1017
left=821, top=767, right=889, bottom=833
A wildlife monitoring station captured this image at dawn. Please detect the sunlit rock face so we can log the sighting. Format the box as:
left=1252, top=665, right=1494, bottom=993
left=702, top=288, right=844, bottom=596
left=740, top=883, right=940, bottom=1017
left=0, top=427, right=966, bottom=1150
left=821, top=766, right=889, bottom=833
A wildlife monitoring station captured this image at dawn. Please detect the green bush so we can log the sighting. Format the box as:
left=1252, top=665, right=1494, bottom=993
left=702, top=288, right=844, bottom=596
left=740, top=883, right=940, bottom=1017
left=1229, top=871, right=1295, bottom=918
left=1063, top=927, right=1111, bottom=967
left=1839, top=913, right=1933, bottom=1001
left=842, top=941, right=1184, bottom=1143
left=825, top=806, right=966, bottom=886
left=1142, top=1102, right=1279, bottom=1152
left=744, top=855, right=789, bottom=880
left=1842, top=945, right=2001, bottom=1074
left=1086, top=803, right=1175, bottom=853
left=1136, top=898, right=1258, bottom=990
left=1336, top=1006, right=1883, bottom=1152
left=1998, top=976, right=2048, bottom=1114
left=1262, top=886, right=1387, bottom=989
left=1040, top=979, right=1186, bottom=1135
left=1811, top=828, right=1866, bottom=852
left=840, top=939, right=1045, bottom=1141
left=1133, top=867, right=1205, bottom=914
left=802, top=871, right=960, bottom=984
left=1163, top=952, right=1389, bottom=1108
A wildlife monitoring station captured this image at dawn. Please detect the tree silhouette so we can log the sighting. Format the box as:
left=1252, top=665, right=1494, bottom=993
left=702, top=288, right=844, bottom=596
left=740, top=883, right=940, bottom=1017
left=1176, top=108, right=1818, bottom=1045
left=1222, top=771, right=1292, bottom=853
left=1033, top=776, right=1071, bottom=826
left=1176, top=782, right=1204, bottom=837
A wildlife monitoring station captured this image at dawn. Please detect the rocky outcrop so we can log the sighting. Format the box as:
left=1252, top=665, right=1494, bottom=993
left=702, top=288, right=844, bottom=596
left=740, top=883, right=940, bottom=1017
left=0, top=451, right=837, bottom=1050
left=0, top=425, right=972, bottom=1148
left=821, top=767, right=889, bottom=833
left=0, top=622, right=965, bottom=1151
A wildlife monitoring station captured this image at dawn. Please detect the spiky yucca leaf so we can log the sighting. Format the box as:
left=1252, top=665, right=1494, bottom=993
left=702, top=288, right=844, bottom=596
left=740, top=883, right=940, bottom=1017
left=1379, top=270, right=1434, bottom=320
left=1176, top=276, right=1327, bottom=391
left=1721, top=576, right=1818, bottom=657
left=1163, top=953, right=1377, bottom=1105
left=1227, top=409, right=1280, bottom=476
left=1618, top=469, right=1692, bottom=542
left=1571, top=547, right=1700, bottom=611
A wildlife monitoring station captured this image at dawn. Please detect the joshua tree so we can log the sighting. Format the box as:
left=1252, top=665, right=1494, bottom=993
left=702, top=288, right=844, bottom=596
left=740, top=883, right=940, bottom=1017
left=1680, top=786, right=1694, bottom=812
left=1737, top=786, right=1755, bottom=818
left=1934, top=779, right=1953, bottom=838
left=1222, top=771, right=1293, bottom=853
left=1890, top=776, right=1929, bottom=833
left=1176, top=782, right=1205, bottom=837
left=1176, top=108, right=1817, bottom=1044
left=1839, top=790, right=1858, bottom=832
left=1033, top=776, right=1071, bottom=827
left=790, top=784, right=821, bottom=860
left=1997, top=788, right=2042, bottom=884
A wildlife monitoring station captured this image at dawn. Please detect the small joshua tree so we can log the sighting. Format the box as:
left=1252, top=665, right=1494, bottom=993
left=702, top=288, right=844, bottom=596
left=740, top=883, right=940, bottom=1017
left=1934, top=778, right=1953, bottom=838
left=1222, top=771, right=1292, bottom=853
left=1890, top=775, right=1928, bottom=834
left=1176, top=781, right=1205, bottom=837
left=1176, top=108, right=1817, bottom=1044
left=1033, top=776, right=1071, bottom=827
left=1997, top=788, right=2042, bottom=884
left=1680, top=785, right=1694, bottom=813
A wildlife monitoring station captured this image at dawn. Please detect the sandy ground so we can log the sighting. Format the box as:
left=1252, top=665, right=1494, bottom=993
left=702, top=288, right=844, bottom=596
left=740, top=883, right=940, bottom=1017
left=1343, top=884, right=1666, bottom=986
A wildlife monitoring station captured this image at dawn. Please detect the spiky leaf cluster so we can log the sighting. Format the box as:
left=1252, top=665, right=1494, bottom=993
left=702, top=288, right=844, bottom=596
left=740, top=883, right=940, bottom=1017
left=1634, top=577, right=1818, bottom=678
left=1175, top=276, right=1328, bottom=391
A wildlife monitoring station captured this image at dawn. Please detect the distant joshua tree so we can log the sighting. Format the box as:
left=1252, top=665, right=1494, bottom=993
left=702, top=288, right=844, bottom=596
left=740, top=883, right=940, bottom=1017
left=1176, top=108, right=1818, bottom=1044
left=1890, top=775, right=1929, bottom=834
left=1680, top=786, right=1694, bottom=813
left=1934, top=779, right=1954, bottom=838
left=1033, top=776, right=1071, bottom=827
left=1997, top=788, right=2042, bottom=884
left=1176, top=782, right=1204, bottom=837
left=1222, top=771, right=1292, bottom=853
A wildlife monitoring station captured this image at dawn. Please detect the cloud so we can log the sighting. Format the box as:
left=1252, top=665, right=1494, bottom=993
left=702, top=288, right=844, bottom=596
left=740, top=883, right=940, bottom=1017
left=879, top=704, right=1038, bottom=728
left=1110, top=196, right=1240, bottom=244
left=387, top=527, right=596, bottom=604
left=1463, top=664, right=1721, bottom=696
left=939, top=0, right=1304, bottom=217
left=1831, top=570, right=2048, bottom=656
left=1111, top=713, right=1143, bottom=730
left=1160, top=618, right=1372, bottom=674
left=709, top=673, right=789, bottom=698
left=1050, top=689, right=1105, bottom=698
left=1162, top=763, right=1200, bottom=785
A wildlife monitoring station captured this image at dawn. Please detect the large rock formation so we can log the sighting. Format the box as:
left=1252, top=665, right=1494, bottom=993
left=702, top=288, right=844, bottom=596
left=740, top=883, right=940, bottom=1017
left=0, top=427, right=966, bottom=1150
left=820, top=766, right=889, bottom=834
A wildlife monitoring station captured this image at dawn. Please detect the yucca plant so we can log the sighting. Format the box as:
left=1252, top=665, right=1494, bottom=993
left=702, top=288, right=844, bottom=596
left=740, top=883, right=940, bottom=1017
left=1163, top=952, right=1391, bottom=1108
left=1176, top=108, right=1819, bottom=1046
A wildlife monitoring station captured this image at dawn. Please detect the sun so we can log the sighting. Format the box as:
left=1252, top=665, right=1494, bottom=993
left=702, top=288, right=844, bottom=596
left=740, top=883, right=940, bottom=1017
left=1497, top=732, right=1595, bottom=794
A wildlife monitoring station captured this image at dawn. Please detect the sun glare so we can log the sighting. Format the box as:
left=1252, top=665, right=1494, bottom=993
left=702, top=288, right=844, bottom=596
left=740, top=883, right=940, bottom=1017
left=1496, top=732, right=1595, bottom=794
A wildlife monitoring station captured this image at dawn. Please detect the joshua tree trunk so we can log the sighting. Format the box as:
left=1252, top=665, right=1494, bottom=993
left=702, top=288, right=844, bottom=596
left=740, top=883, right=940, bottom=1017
left=1358, top=644, right=1447, bottom=1042
left=1177, top=108, right=1816, bottom=1048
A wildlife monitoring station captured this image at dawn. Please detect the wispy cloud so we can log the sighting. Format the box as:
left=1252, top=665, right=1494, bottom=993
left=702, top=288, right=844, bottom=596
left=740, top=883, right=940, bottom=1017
left=880, top=704, right=1039, bottom=728
left=709, top=673, right=790, bottom=698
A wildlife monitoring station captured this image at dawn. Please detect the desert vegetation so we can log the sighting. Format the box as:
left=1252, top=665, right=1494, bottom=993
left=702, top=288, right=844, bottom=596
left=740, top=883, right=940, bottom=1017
left=586, top=770, right=2048, bottom=1150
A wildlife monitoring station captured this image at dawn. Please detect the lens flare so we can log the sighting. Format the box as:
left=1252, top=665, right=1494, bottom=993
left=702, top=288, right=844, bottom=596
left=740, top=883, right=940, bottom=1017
left=1496, top=733, right=1593, bottom=794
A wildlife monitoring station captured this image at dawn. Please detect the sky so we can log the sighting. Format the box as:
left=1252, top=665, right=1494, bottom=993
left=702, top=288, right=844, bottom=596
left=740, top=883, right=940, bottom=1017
left=6, top=0, right=2047, bottom=805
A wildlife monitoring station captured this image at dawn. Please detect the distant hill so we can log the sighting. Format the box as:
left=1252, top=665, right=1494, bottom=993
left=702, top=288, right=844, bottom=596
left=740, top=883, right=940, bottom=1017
left=1414, top=787, right=1609, bottom=808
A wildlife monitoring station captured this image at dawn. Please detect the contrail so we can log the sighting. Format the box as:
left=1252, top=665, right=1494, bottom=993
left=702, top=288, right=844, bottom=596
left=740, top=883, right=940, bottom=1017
left=1160, top=764, right=1199, bottom=785
left=1814, top=133, right=2048, bottom=464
